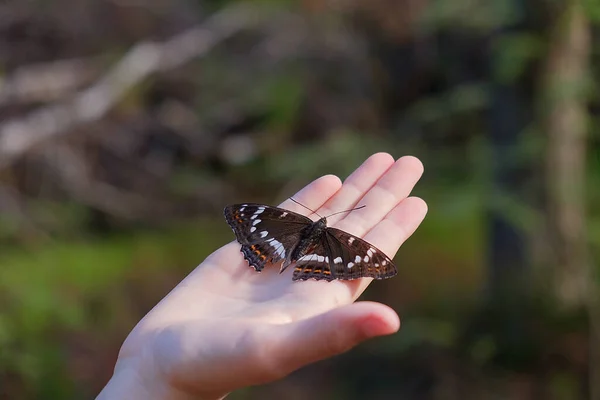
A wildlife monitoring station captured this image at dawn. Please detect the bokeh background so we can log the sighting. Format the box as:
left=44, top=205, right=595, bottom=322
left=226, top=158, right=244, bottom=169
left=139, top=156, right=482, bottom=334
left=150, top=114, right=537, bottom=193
left=1, top=0, right=599, bottom=399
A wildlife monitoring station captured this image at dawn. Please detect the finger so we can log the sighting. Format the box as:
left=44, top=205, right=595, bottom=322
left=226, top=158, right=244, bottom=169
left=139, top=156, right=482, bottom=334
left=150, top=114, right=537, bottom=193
left=278, top=174, right=342, bottom=216
left=151, top=302, right=396, bottom=397
left=331, top=155, right=424, bottom=232
left=363, top=196, right=428, bottom=259
left=349, top=196, right=428, bottom=296
left=265, top=301, right=399, bottom=378
left=315, top=152, right=395, bottom=219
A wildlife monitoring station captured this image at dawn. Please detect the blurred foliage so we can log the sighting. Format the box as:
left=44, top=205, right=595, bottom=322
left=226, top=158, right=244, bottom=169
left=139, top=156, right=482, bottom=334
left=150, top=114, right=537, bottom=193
left=1, top=218, right=231, bottom=398
left=0, top=0, right=598, bottom=399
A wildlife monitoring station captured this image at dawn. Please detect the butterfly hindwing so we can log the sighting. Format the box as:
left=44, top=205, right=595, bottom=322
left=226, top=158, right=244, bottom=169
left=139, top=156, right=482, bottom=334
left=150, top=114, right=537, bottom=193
left=325, top=227, right=397, bottom=280
left=224, top=203, right=311, bottom=272
left=292, top=242, right=335, bottom=281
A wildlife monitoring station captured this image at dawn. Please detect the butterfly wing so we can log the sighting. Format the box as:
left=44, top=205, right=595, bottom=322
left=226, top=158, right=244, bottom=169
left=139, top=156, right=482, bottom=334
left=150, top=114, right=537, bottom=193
left=290, top=228, right=397, bottom=282
left=224, top=203, right=312, bottom=272
left=324, top=227, right=397, bottom=280
left=292, top=240, right=336, bottom=281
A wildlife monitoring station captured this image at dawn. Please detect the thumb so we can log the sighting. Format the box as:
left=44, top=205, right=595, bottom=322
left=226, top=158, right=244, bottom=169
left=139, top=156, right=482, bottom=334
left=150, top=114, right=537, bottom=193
left=268, top=301, right=400, bottom=377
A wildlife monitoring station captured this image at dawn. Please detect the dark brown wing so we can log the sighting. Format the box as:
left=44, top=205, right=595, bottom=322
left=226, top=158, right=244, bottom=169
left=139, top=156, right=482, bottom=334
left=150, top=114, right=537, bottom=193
left=324, top=227, right=397, bottom=280
left=292, top=241, right=335, bottom=281
left=224, top=203, right=311, bottom=272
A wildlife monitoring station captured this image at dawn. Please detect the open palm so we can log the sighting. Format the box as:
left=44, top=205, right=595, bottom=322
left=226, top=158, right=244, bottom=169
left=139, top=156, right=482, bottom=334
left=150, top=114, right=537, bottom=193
left=103, top=153, right=427, bottom=400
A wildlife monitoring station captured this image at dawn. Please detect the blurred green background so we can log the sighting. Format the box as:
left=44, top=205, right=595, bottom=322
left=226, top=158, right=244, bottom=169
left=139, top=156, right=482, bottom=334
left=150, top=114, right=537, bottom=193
left=1, top=0, right=599, bottom=398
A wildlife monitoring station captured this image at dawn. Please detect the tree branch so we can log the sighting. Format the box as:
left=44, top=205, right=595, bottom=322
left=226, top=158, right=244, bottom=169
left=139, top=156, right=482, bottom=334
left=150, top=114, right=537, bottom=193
left=0, top=4, right=265, bottom=168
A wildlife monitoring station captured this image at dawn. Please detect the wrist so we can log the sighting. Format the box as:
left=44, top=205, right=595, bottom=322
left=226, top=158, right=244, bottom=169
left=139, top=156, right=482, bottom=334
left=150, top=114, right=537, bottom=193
left=97, top=358, right=226, bottom=400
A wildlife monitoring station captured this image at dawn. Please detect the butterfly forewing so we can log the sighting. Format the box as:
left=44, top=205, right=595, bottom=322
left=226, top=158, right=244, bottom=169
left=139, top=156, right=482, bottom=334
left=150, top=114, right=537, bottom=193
left=325, top=228, right=397, bottom=280
left=224, top=203, right=311, bottom=272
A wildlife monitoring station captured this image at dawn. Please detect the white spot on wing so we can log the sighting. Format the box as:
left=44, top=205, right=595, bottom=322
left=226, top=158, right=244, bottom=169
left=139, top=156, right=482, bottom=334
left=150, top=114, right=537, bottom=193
left=250, top=227, right=256, bottom=233
left=348, top=237, right=355, bottom=245
left=367, top=248, right=375, bottom=257
left=267, top=238, right=286, bottom=258
left=240, top=207, right=246, bottom=212
left=364, top=256, right=370, bottom=262
left=354, top=255, right=361, bottom=263
left=334, top=257, right=343, bottom=264
left=252, top=219, right=261, bottom=226
left=300, top=254, right=329, bottom=263
left=280, top=212, right=288, bottom=218
left=260, top=231, right=268, bottom=238
left=382, top=260, right=387, bottom=266
left=347, top=262, right=354, bottom=269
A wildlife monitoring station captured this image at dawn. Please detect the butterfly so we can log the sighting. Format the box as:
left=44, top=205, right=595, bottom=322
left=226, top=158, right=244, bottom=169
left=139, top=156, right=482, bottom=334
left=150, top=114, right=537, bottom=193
left=223, top=200, right=397, bottom=281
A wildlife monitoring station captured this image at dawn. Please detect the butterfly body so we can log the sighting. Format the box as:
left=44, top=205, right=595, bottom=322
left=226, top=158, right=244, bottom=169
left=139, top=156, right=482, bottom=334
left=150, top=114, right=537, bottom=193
left=291, top=217, right=327, bottom=261
left=224, top=203, right=397, bottom=282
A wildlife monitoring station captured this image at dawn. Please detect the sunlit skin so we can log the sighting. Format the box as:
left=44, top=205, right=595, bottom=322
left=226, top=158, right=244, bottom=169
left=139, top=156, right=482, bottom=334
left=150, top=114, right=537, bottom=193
left=97, top=153, right=428, bottom=400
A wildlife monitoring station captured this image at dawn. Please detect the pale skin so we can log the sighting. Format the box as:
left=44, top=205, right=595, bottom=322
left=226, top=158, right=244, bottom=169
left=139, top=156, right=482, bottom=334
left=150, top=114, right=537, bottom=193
left=97, top=153, right=428, bottom=400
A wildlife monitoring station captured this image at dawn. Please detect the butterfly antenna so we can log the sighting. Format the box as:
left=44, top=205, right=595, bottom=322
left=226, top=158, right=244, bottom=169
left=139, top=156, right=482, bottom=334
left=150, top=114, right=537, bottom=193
left=325, top=205, right=366, bottom=218
left=290, top=198, right=323, bottom=218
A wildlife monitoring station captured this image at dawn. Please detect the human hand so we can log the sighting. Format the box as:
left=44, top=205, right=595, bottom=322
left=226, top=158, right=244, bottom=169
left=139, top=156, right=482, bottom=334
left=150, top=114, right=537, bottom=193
left=97, top=153, right=427, bottom=400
